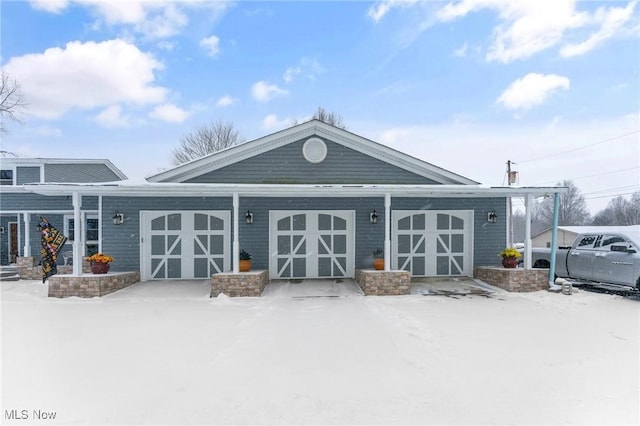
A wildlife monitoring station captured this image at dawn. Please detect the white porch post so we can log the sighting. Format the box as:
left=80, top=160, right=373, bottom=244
left=98, top=196, right=103, bottom=253
left=72, top=192, right=82, bottom=276
left=524, top=194, right=532, bottom=269
left=384, top=193, right=391, bottom=271
left=23, top=214, right=31, bottom=257
left=232, top=192, right=239, bottom=273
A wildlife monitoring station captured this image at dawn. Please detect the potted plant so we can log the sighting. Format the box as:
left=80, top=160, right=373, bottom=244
left=499, top=247, right=521, bottom=268
left=239, top=249, right=252, bottom=272
left=372, top=248, right=384, bottom=270
left=86, top=252, right=114, bottom=274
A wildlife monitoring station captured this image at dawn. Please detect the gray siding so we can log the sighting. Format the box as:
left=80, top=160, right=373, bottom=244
left=0, top=192, right=75, bottom=211
left=187, top=138, right=440, bottom=185
left=392, top=197, right=507, bottom=268
left=17, top=167, right=41, bottom=184
left=101, top=196, right=233, bottom=272
left=239, top=197, right=385, bottom=271
left=5, top=194, right=506, bottom=274
left=45, top=164, right=123, bottom=183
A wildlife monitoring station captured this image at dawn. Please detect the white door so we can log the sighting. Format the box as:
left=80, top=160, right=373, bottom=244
left=393, top=210, right=473, bottom=276
left=141, top=211, right=230, bottom=280
left=269, top=211, right=355, bottom=279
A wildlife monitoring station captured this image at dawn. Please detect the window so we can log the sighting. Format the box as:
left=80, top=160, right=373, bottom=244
left=0, top=169, right=13, bottom=185
left=577, top=235, right=597, bottom=248
left=597, top=234, right=627, bottom=249
left=64, top=215, right=99, bottom=256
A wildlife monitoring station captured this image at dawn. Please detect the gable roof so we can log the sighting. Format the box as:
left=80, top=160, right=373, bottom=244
left=147, top=120, right=478, bottom=185
left=0, top=157, right=128, bottom=181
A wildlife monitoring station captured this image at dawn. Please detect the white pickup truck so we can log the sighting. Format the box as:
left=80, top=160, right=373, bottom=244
left=529, top=229, right=640, bottom=289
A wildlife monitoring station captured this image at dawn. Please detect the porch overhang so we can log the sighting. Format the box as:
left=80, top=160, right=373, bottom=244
left=22, top=181, right=568, bottom=199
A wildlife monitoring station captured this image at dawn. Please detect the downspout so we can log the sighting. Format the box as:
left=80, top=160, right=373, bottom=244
left=72, top=192, right=82, bottom=276
left=384, top=193, right=391, bottom=271
left=548, top=192, right=560, bottom=289
left=232, top=193, right=239, bottom=274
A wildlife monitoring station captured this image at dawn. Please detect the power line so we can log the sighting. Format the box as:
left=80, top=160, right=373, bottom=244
left=516, top=130, right=639, bottom=165
left=582, top=185, right=640, bottom=196
left=585, top=192, right=638, bottom=200
left=531, top=166, right=639, bottom=186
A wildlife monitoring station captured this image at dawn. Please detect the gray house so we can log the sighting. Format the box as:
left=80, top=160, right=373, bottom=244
left=0, top=158, right=126, bottom=265
left=3, top=121, right=562, bottom=282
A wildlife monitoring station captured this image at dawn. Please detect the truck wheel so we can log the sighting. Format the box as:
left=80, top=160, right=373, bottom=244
left=533, top=260, right=550, bottom=269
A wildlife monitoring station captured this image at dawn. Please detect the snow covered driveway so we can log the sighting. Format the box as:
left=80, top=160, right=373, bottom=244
left=2, top=280, right=639, bottom=425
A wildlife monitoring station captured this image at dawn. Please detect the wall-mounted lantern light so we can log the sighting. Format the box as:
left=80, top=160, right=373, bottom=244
left=245, top=210, right=254, bottom=224
left=112, top=211, right=124, bottom=225
left=487, top=211, right=497, bottom=223
left=369, top=209, right=378, bottom=224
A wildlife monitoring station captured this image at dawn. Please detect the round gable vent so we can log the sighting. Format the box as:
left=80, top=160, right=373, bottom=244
left=302, top=137, right=327, bottom=164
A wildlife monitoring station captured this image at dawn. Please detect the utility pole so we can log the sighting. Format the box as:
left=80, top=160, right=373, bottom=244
left=506, top=160, right=517, bottom=246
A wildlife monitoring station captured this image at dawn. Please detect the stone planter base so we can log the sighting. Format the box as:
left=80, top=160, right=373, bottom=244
left=211, top=270, right=268, bottom=297
left=16, top=256, right=90, bottom=280
left=355, top=269, right=411, bottom=296
left=48, top=271, right=140, bottom=298
left=474, top=267, right=549, bottom=292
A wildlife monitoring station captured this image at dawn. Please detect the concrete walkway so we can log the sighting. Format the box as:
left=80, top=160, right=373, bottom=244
left=103, top=276, right=500, bottom=299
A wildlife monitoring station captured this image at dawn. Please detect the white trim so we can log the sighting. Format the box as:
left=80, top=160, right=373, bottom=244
left=302, top=137, right=327, bottom=163
left=147, top=120, right=477, bottom=185
left=140, top=210, right=230, bottom=280
left=392, top=210, right=474, bottom=276
left=0, top=158, right=127, bottom=181
left=23, top=182, right=569, bottom=199
left=269, top=210, right=355, bottom=279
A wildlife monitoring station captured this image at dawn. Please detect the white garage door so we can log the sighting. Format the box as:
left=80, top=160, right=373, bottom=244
left=141, top=211, right=230, bottom=280
left=269, top=210, right=355, bottom=279
left=392, top=210, right=473, bottom=276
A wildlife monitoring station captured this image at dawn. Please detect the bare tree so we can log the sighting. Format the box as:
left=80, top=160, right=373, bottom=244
left=291, top=107, right=347, bottom=129
left=312, top=106, right=346, bottom=129
left=0, top=70, right=26, bottom=133
left=537, top=180, right=591, bottom=226
left=172, top=120, right=245, bottom=165
left=592, top=191, right=640, bottom=225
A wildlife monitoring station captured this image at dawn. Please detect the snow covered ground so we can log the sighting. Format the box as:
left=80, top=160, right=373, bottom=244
left=1, top=279, right=639, bottom=425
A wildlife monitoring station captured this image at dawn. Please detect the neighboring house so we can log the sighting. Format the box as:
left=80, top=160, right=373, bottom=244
left=532, top=225, right=640, bottom=248
left=0, top=158, right=127, bottom=265
left=3, top=121, right=563, bottom=280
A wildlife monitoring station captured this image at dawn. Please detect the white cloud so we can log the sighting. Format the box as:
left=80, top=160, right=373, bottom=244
left=216, top=95, right=236, bottom=107
left=149, top=103, right=189, bottom=123
left=368, top=0, right=419, bottom=23
left=453, top=42, right=468, bottom=57
left=95, top=105, right=131, bottom=128
left=29, top=0, right=69, bottom=13
left=251, top=81, right=288, bottom=102
left=30, top=1, right=230, bottom=39
left=560, top=1, right=637, bottom=57
left=262, top=114, right=292, bottom=131
left=434, top=0, right=637, bottom=62
left=442, top=0, right=588, bottom=63
left=283, top=58, right=325, bottom=83
left=283, top=66, right=301, bottom=83
left=4, top=39, right=167, bottom=119
left=497, top=73, right=570, bottom=111
left=200, top=35, right=220, bottom=57
left=30, top=125, right=62, bottom=138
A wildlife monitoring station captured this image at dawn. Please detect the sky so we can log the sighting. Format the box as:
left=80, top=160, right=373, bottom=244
left=1, top=0, right=639, bottom=215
